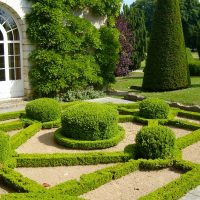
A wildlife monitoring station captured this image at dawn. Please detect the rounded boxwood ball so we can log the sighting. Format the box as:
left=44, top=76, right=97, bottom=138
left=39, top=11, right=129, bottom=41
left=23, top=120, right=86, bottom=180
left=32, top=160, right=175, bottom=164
left=61, top=102, right=119, bottom=141
left=135, top=126, right=176, bottom=159
left=25, top=98, right=61, bottom=122
left=0, top=132, right=11, bottom=164
left=139, top=98, right=170, bottom=119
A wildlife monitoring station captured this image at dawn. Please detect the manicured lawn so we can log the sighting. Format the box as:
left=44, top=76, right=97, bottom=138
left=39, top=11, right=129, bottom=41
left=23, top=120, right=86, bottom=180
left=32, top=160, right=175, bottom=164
left=111, top=75, right=200, bottom=105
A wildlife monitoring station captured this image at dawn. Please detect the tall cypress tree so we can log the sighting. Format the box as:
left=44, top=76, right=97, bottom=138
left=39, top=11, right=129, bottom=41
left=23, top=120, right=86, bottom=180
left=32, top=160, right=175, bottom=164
left=142, top=0, right=191, bottom=91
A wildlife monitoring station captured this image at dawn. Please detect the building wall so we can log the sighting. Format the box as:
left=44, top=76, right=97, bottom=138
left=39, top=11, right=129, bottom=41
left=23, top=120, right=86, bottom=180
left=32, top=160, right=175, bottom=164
left=0, top=0, right=106, bottom=98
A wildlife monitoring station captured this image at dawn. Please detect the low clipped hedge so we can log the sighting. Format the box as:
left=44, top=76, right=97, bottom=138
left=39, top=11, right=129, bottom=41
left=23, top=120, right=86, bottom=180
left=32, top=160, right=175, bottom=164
left=135, top=126, right=176, bottom=159
left=61, top=102, right=119, bottom=141
left=25, top=98, right=61, bottom=122
left=139, top=98, right=170, bottom=119
left=54, top=126, right=125, bottom=150
left=0, top=132, right=11, bottom=164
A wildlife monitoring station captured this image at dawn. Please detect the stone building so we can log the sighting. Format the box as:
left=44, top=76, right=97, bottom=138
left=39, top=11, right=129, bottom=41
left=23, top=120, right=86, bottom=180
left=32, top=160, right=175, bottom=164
left=0, top=0, right=106, bottom=99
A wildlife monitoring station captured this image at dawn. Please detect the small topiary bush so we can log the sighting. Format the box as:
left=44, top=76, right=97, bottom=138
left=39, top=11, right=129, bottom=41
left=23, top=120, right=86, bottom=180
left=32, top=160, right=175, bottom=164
left=25, top=98, right=61, bottom=122
left=0, top=132, right=11, bottom=164
left=61, top=102, right=119, bottom=141
left=139, top=98, right=170, bottom=119
left=135, top=126, right=176, bottom=159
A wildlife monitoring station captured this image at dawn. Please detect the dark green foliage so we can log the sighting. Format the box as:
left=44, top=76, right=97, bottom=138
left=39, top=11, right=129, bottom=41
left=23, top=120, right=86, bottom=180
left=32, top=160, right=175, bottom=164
left=96, top=26, right=120, bottom=85
left=54, top=126, right=124, bottom=150
left=142, top=0, right=190, bottom=91
left=139, top=98, right=170, bottom=119
left=132, top=0, right=200, bottom=50
left=61, top=102, right=119, bottom=140
left=135, top=126, right=176, bottom=159
left=197, top=29, right=200, bottom=58
left=0, top=132, right=10, bottom=164
left=27, top=0, right=121, bottom=97
left=25, top=98, right=61, bottom=122
left=180, top=0, right=200, bottom=50
left=123, top=5, right=147, bottom=70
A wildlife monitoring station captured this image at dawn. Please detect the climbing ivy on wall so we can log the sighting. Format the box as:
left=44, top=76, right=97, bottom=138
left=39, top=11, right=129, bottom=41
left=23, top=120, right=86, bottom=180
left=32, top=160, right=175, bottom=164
left=27, top=0, right=121, bottom=97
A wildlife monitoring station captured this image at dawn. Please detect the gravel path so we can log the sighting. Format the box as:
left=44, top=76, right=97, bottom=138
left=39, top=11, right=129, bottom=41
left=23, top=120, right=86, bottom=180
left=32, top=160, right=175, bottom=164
left=16, top=123, right=143, bottom=154
left=167, top=126, right=191, bottom=138
left=86, top=97, right=133, bottom=104
left=182, top=141, right=200, bottom=164
left=176, top=116, right=200, bottom=124
left=15, top=164, right=113, bottom=187
left=81, top=168, right=181, bottom=200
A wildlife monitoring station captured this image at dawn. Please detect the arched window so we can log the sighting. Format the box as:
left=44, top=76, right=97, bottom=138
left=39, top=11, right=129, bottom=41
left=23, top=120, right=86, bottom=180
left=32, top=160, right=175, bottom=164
left=0, top=8, right=21, bottom=82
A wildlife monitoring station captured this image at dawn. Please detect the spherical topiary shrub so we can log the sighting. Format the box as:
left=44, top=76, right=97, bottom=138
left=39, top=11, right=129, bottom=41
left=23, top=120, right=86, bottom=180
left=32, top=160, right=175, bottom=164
left=139, top=98, right=170, bottom=119
left=0, top=132, right=11, bottom=164
left=61, top=102, right=119, bottom=141
left=135, top=126, right=176, bottom=159
left=25, top=98, right=61, bottom=122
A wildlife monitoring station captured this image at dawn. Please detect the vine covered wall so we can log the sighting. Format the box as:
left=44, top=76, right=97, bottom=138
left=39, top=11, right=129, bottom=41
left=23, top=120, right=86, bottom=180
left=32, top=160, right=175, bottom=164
left=27, top=0, right=122, bottom=97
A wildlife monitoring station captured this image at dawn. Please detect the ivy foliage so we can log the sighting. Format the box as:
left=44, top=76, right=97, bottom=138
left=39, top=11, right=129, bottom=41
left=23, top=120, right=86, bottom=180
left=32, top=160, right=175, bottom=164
left=27, top=0, right=121, bottom=97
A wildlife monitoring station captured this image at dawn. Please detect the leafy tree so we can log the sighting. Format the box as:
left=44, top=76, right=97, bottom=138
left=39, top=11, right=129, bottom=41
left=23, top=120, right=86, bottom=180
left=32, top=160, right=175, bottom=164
left=197, top=28, right=200, bottom=58
left=123, top=5, right=147, bottom=70
left=132, top=0, right=156, bottom=35
left=142, top=0, right=191, bottom=91
left=115, top=15, right=134, bottom=76
left=180, top=0, right=200, bottom=49
left=132, top=0, right=200, bottom=49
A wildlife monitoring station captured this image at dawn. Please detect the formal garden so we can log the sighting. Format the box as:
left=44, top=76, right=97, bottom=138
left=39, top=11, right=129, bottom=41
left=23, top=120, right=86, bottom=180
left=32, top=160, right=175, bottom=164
left=0, top=0, right=200, bottom=199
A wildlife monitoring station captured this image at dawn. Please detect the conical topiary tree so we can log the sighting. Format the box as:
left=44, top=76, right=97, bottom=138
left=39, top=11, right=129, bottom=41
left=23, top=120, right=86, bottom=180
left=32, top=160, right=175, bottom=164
left=142, top=0, right=191, bottom=91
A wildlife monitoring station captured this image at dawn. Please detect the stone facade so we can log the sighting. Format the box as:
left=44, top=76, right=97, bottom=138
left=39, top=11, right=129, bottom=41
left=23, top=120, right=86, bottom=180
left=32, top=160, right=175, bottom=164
left=0, top=0, right=106, bottom=99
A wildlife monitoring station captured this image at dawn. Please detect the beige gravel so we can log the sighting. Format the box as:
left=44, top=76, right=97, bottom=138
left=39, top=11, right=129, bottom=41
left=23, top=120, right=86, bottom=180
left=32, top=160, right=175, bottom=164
left=166, top=126, right=191, bottom=138
left=16, top=123, right=143, bottom=154
left=176, top=116, right=200, bottom=124
left=0, top=118, right=19, bottom=124
left=15, top=164, right=113, bottom=187
left=81, top=168, right=181, bottom=200
left=182, top=141, right=200, bottom=164
left=7, top=129, right=23, bottom=137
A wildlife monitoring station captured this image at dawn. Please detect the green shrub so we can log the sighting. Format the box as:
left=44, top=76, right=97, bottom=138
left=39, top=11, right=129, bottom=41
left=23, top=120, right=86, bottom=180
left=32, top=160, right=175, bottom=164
left=25, top=98, right=61, bottom=122
left=135, top=126, right=176, bottom=159
left=54, top=126, right=124, bottom=150
left=186, top=48, right=200, bottom=76
left=0, top=132, right=11, bottom=164
left=142, top=0, right=190, bottom=91
left=61, top=102, right=119, bottom=141
left=189, top=60, right=200, bottom=76
left=139, top=98, right=170, bottom=119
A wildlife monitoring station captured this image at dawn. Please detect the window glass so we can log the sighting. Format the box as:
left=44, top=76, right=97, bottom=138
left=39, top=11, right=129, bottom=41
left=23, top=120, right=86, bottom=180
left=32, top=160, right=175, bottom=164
left=0, top=31, right=3, bottom=40
left=13, top=29, right=19, bottom=40
left=9, top=56, right=14, bottom=68
left=0, top=56, right=4, bottom=68
left=16, top=68, right=21, bottom=80
left=0, top=69, right=5, bottom=81
left=8, top=43, right=14, bottom=55
left=9, top=68, right=15, bottom=80
left=0, top=43, right=4, bottom=55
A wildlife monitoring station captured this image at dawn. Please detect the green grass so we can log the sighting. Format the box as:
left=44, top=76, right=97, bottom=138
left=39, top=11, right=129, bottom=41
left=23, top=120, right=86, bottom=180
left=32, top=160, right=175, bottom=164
left=111, top=76, right=200, bottom=106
